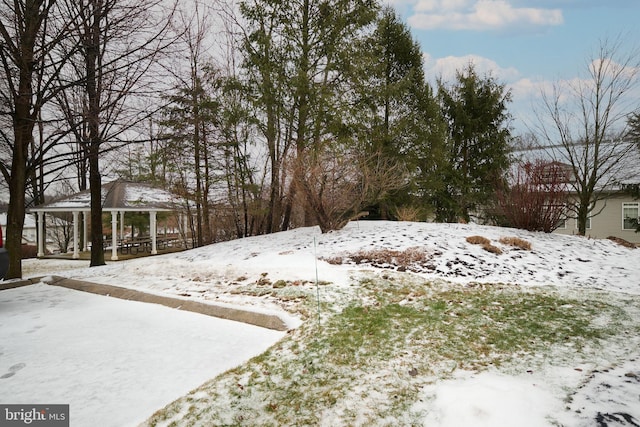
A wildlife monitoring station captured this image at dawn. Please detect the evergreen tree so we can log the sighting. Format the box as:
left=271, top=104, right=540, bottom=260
left=435, top=64, right=512, bottom=222
left=218, top=76, right=263, bottom=238
left=353, top=7, right=445, bottom=219
left=240, top=0, right=290, bottom=233
left=240, top=0, right=377, bottom=232
left=161, top=68, right=222, bottom=247
left=623, top=113, right=640, bottom=231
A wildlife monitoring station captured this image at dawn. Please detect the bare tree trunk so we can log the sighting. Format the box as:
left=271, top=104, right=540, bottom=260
left=5, top=45, right=36, bottom=276
left=88, top=143, right=104, bottom=264
left=86, top=0, right=105, bottom=266
left=5, top=126, right=30, bottom=278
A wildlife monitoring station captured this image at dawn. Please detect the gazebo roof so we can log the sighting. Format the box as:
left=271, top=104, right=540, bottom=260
left=30, top=180, right=182, bottom=212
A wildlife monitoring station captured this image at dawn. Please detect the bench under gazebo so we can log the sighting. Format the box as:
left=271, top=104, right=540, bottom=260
left=30, top=180, right=185, bottom=261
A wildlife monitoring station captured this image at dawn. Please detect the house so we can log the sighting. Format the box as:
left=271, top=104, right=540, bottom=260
left=512, top=141, right=640, bottom=245
left=554, top=193, right=640, bottom=244
left=0, top=213, right=37, bottom=245
left=0, top=212, right=73, bottom=253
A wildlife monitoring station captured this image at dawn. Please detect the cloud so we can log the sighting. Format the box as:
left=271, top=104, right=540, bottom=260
left=422, top=53, right=550, bottom=132
left=415, top=0, right=471, bottom=12
left=423, top=53, right=520, bottom=83
left=406, top=0, right=563, bottom=32
left=509, top=77, right=547, bottom=100
left=511, top=0, right=635, bottom=9
left=589, top=58, right=640, bottom=81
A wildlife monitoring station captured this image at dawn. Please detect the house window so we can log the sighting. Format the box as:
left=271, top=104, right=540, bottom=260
left=556, top=217, right=567, bottom=229
left=548, top=203, right=568, bottom=229
left=622, top=203, right=639, bottom=230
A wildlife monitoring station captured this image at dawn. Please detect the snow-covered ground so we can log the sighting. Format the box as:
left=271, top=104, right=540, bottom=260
left=31, top=220, right=640, bottom=296
left=0, top=284, right=284, bottom=426
left=4, top=221, right=640, bottom=426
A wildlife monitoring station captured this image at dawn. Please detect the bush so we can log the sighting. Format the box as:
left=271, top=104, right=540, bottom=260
left=394, top=206, right=424, bottom=222
left=321, top=247, right=432, bottom=272
left=493, top=160, right=569, bottom=233
left=607, top=236, right=636, bottom=249
left=466, top=235, right=503, bottom=255
left=499, top=236, right=532, bottom=251
left=481, top=243, right=503, bottom=255
left=466, top=235, right=490, bottom=245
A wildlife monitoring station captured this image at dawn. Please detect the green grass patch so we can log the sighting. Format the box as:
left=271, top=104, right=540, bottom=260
left=144, top=278, right=639, bottom=426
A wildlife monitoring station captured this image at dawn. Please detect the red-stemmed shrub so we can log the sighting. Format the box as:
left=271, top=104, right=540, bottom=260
left=494, top=160, right=569, bottom=233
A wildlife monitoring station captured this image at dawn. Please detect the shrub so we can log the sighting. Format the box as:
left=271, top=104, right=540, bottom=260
left=607, top=236, right=636, bottom=249
left=349, top=247, right=428, bottom=267
left=321, top=247, right=432, bottom=272
left=481, top=243, right=503, bottom=255
left=296, top=147, right=407, bottom=233
left=272, top=280, right=288, bottom=289
left=466, top=236, right=503, bottom=254
left=394, top=206, right=423, bottom=222
left=466, top=235, right=490, bottom=245
left=499, top=237, right=532, bottom=251
left=493, top=160, right=569, bottom=233
left=323, top=256, right=344, bottom=265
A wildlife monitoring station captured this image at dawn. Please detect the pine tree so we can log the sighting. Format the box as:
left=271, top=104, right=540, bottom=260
left=240, top=0, right=377, bottom=232
left=436, top=64, right=512, bottom=222
left=351, top=7, right=446, bottom=220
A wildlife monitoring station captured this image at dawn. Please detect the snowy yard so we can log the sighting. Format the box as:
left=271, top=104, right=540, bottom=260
left=0, top=284, right=284, bottom=426
left=2, top=220, right=640, bottom=426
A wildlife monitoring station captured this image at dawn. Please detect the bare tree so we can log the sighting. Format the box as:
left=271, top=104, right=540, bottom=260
left=60, top=0, right=177, bottom=266
left=296, top=144, right=407, bottom=233
left=47, top=213, right=73, bottom=253
left=537, top=37, right=640, bottom=235
left=0, top=0, right=80, bottom=278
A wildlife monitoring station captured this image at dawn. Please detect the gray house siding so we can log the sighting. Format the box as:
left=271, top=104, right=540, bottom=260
left=554, top=193, right=640, bottom=244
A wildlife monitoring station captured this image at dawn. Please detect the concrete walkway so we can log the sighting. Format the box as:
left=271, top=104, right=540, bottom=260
left=0, top=282, right=286, bottom=426
left=1, top=276, right=289, bottom=331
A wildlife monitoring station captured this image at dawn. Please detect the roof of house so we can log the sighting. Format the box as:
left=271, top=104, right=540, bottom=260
left=30, top=180, right=182, bottom=212
left=511, top=140, right=640, bottom=191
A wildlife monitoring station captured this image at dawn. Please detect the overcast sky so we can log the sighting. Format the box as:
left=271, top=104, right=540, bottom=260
left=388, top=0, right=640, bottom=135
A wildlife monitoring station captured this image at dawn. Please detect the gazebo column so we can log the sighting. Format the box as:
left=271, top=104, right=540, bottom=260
left=111, top=211, right=119, bottom=261
left=120, top=211, right=125, bottom=241
left=72, top=211, right=80, bottom=259
left=150, top=211, right=157, bottom=255
left=82, top=212, right=88, bottom=251
left=37, top=211, right=45, bottom=257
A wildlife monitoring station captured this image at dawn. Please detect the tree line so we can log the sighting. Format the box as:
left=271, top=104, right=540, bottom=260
left=2, top=0, right=638, bottom=279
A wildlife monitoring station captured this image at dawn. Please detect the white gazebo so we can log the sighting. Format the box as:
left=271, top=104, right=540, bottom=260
left=29, top=180, right=184, bottom=261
